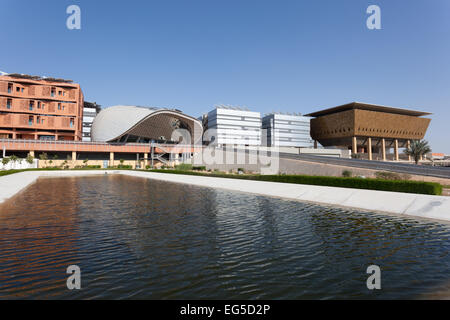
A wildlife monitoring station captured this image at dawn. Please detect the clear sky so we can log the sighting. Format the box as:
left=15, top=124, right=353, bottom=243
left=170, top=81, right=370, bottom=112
left=1, top=0, right=449, bottom=152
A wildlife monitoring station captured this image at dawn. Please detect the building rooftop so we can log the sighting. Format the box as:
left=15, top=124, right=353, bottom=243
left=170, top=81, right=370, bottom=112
left=3, top=73, right=74, bottom=83
left=305, top=102, right=432, bottom=117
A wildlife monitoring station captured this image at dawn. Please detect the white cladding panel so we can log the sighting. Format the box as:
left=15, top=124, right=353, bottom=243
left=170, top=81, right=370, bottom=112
left=207, top=107, right=262, bottom=145
left=262, top=113, right=314, bottom=148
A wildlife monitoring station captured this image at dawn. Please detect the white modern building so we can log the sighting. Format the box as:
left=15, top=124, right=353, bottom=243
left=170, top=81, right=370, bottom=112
left=91, top=105, right=203, bottom=143
left=206, top=106, right=261, bottom=146
left=82, top=102, right=101, bottom=141
left=262, top=113, right=314, bottom=148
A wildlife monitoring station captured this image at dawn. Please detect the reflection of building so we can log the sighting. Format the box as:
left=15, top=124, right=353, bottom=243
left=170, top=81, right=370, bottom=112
left=262, top=113, right=314, bottom=148
left=207, top=106, right=261, bottom=146
left=82, top=101, right=101, bottom=141
left=91, top=105, right=203, bottom=143
left=0, top=74, right=84, bottom=140
left=305, top=102, right=432, bottom=161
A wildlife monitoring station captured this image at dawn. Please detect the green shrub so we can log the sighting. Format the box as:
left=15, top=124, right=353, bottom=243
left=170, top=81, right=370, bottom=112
left=39, top=153, right=48, bottom=161
left=175, top=163, right=193, bottom=171
left=117, top=164, right=132, bottom=169
left=147, top=170, right=442, bottom=195
left=9, top=155, right=18, bottom=163
left=342, top=170, right=352, bottom=177
left=26, top=153, right=34, bottom=164
left=2, top=157, right=10, bottom=165
left=192, top=166, right=206, bottom=171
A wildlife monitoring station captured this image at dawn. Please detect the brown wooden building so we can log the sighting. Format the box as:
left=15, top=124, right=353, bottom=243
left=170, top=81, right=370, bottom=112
left=305, top=102, right=431, bottom=161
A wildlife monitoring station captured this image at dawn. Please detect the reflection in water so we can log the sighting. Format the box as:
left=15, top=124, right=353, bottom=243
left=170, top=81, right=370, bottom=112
left=0, top=175, right=449, bottom=299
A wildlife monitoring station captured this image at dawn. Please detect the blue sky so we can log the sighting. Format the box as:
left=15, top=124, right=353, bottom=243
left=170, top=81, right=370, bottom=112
left=1, top=0, right=449, bottom=152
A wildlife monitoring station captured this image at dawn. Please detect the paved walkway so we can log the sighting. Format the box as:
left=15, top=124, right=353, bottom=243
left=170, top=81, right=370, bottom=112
left=1, top=170, right=450, bottom=222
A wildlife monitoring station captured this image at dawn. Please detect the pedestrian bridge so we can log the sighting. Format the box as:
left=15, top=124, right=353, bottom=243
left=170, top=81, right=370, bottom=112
left=0, top=139, right=201, bottom=155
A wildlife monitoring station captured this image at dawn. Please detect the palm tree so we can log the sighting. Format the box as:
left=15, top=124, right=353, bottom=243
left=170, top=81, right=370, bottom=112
left=404, top=140, right=431, bottom=165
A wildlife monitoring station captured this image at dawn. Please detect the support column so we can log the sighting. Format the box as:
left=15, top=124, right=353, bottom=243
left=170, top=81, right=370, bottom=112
left=151, top=146, right=154, bottom=168
left=352, top=136, right=357, bottom=154
left=71, top=151, right=76, bottom=168
left=314, top=140, right=318, bottom=149
left=144, top=153, right=148, bottom=167
left=368, top=137, right=372, bottom=161
left=29, top=150, right=35, bottom=157
left=110, top=152, right=114, bottom=167
left=394, top=139, right=399, bottom=161
left=407, top=140, right=411, bottom=162
left=381, top=138, right=386, bottom=161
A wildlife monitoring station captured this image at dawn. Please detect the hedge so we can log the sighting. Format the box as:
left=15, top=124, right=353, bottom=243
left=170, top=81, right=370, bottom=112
left=0, top=168, right=443, bottom=195
left=148, top=170, right=443, bottom=195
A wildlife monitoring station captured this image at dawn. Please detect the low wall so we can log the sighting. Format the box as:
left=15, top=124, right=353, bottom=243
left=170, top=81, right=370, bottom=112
left=299, top=148, right=350, bottom=158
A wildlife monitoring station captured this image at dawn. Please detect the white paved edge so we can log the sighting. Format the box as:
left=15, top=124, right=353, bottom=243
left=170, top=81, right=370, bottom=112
left=0, top=170, right=449, bottom=222
left=120, top=171, right=450, bottom=222
left=0, top=170, right=121, bottom=204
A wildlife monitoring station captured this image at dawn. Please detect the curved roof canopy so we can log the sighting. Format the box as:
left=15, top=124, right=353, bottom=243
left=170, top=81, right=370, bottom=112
left=91, top=105, right=203, bottom=144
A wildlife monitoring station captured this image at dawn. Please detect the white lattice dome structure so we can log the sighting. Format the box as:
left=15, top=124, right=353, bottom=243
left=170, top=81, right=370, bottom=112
left=91, top=105, right=203, bottom=144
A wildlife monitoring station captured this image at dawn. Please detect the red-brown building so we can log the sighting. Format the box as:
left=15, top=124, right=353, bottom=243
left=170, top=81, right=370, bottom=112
left=0, top=74, right=84, bottom=141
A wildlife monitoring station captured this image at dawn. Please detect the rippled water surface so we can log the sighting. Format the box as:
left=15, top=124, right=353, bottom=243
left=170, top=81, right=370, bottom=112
left=0, top=175, right=449, bottom=299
